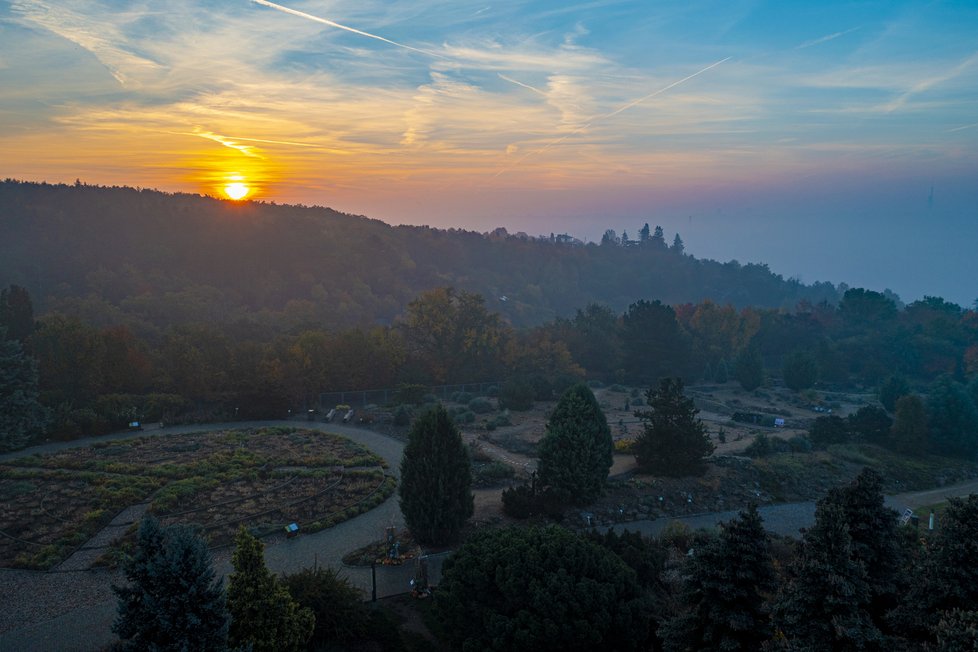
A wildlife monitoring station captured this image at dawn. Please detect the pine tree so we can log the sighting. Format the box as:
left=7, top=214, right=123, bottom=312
left=537, top=383, right=613, bottom=505
left=878, top=375, right=910, bottom=413
left=639, top=222, right=651, bottom=243
left=891, top=394, right=928, bottom=453
left=0, top=284, right=35, bottom=342
left=227, top=528, right=314, bottom=652
left=399, top=404, right=474, bottom=545
left=634, top=378, right=714, bottom=476
left=734, top=346, right=764, bottom=391
left=113, top=517, right=229, bottom=651
left=660, top=504, right=775, bottom=651
left=893, top=496, right=978, bottom=644
left=0, top=334, right=48, bottom=452
left=820, top=468, right=906, bottom=631
left=671, top=233, right=685, bottom=254
left=772, top=503, right=883, bottom=650
left=651, top=225, right=667, bottom=249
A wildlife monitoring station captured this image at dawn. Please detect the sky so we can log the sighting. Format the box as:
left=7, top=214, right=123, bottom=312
left=1, top=0, right=977, bottom=305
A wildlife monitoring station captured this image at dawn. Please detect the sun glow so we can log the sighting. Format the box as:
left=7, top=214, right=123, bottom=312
left=224, top=181, right=249, bottom=200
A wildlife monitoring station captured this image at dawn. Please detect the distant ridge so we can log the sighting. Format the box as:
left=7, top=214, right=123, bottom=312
left=0, top=180, right=839, bottom=333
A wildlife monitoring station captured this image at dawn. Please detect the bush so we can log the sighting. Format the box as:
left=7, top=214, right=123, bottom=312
left=485, top=385, right=500, bottom=397
left=498, top=379, right=535, bottom=411
left=392, top=404, right=412, bottom=427
left=282, top=566, right=369, bottom=647
left=788, top=435, right=812, bottom=453
left=452, top=410, right=475, bottom=424
left=501, top=480, right=564, bottom=520
left=450, top=391, right=474, bottom=404
left=744, top=433, right=793, bottom=457
left=467, top=397, right=493, bottom=414
left=587, top=379, right=605, bottom=389
left=473, top=461, right=516, bottom=487
left=394, top=383, right=427, bottom=405
left=809, top=415, right=850, bottom=448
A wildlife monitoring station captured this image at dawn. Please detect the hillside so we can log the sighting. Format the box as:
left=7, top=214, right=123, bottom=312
left=0, top=180, right=839, bottom=334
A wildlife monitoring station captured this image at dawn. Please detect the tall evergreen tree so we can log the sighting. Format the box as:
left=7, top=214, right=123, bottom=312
left=634, top=378, right=714, bottom=476
left=639, top=222, right=651, bottom=243
left=660, top=504, right=775, bottom=651
left=782, top=349, right=818, bottom=391
left=651, top=225, right=667, bottom=249
left=892, top=496, right=978, bottom=644
left=891, top=394, right=928, bottom=453
left=621, top=300, right=691, bottom=385
left=733, top=345, right=764, bottom=391
left=820, top=469, right=906, bottom=631
left=0, top=333, right=48, bottom=452
left=537, top=383, right=613, bottom=504
left=878, top=375, right=910, bottom=413
left=671, top=233, right=685, bottom=255
left=399, top=404, right=474, bottom=545
left=772, top=503, right=883, bottom=651
left=926, top=375, right=978, bottom=458
left=0, top=284, right=34, bottom=342
left=227, top=528, right=314, bottom=652
left=113, top=517, right=228, bottom=652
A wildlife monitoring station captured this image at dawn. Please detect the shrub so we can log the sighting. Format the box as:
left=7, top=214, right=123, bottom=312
left=450, top=391, right=474, bottom=404
left=485, top=384, right=500, bottom=397
left=809, top=415, right=849, bottom=448
left=498, top=379, right=535, bottom=411
left=468, top=397, right=493, bottom=414
left=473, top=461, right=516, bottom=487
left=452, top=410, right=475, bottom=424
left=392, top=404, right=412, bottom=426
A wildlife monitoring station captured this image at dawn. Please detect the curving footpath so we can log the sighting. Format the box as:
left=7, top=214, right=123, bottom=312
left=0, top=420, right=408, bottom=652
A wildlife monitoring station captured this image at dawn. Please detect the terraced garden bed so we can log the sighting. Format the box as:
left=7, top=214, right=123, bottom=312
left=0, top=427, right=395, bottom=569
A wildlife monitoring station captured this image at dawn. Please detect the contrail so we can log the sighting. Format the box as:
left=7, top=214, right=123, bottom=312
left=493, top=57, right=731, bottom=178
left=250, top=0, right=446, bottom=59
left=498, top=73, right=548, bottom=96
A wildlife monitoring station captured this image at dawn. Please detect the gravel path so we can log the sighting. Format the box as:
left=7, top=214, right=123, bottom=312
left=0, top=420, right=406, bottom=652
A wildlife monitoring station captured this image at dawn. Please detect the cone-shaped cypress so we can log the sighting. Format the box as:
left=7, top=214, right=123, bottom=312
left=399, top=404, right=474, bottom=545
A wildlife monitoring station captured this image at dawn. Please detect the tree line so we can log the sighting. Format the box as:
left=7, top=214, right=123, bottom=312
left=4, top=279, right=978, bottom=452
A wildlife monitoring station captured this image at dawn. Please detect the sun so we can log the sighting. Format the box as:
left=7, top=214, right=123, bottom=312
left=224, top=182, right=249, bottom=200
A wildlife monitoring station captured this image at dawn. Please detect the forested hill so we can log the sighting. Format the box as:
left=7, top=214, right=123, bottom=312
left=1, top=180, right=839, bottom=333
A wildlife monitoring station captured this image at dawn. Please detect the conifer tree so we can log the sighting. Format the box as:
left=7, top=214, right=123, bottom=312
left=820, top=468, right=905, bottom=630
left=891, top=394, right=928, bottom=453
left=772, top=503, right=883, bottom=650
left=113, top=517, right=228, bottom=651
left=537, top=383, right=613, bottom=504
left=398, top=404, right=473, bottom=544
left=892, top=495, right=978, bottom=644
left=660, top=504, right=775, bottom=651
left=634, top=378, right=714, bottom=476
left=227, top=528, right=314, bottom=652
left=0, top=333, right=48, bottom=451
left=734, top=346, right=764, bottom=391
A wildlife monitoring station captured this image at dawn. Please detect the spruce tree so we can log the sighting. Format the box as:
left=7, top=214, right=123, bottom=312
left=113, top=517, right=229, bottom=651
left=537, top=383, right=613, bottom=504
left=634, top=378, right=714, bottom=476
left=820, top=468, right=905, bottom=631
left=0, top=333, right=48, bottom=452
left=227, top=528, right=314, bottom=652
left=891, top=394, right=928, bottom=453
left=398, top=404, right=474, bottom=545
left=772, top=503, right=883, bottom=650
left=893, top=496, right=978, bottom=644
left=734, top=346, right=764, bottom=391
left=660, top=504, right=775, bottom=651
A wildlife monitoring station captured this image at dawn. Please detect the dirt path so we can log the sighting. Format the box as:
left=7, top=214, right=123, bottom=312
left=0, top=419, right=407, bottom=652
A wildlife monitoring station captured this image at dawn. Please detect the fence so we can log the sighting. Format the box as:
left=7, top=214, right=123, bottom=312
left=318, top=381, right=501, bottom=410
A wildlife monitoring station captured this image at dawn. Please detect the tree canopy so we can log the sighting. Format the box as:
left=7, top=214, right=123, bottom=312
left=435, top=525, right=651, bottom=651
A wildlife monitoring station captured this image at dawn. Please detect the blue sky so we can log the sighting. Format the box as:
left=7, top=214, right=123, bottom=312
left=1, top=0, right=976, bottom=304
